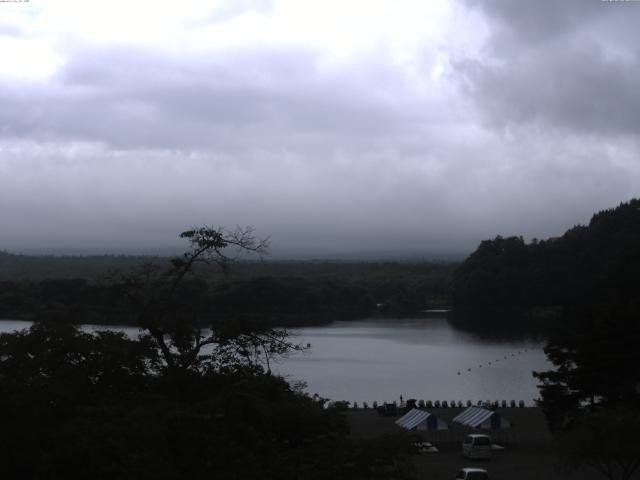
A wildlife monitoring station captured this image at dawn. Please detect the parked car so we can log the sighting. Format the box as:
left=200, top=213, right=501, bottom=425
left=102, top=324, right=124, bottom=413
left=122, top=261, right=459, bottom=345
left=462, top=434, right=492, bottom=460
left=456, top=467, right=488, bottom=480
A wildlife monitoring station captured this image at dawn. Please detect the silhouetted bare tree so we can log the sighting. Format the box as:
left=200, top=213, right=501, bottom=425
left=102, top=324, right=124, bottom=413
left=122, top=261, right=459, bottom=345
left=114, top=225, right=303, bottom=373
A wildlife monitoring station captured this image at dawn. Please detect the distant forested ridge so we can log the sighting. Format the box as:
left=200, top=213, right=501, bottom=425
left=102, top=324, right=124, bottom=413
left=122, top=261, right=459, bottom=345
left=452, top=199, right=640, bottom=329
left=0, top=251, right=153, bottom=281
left=0, top=255, right=455, bottom=326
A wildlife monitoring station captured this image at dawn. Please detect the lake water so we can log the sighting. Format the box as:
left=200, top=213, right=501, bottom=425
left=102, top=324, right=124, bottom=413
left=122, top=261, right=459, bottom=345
left=0, top=316, right=550, bottom=406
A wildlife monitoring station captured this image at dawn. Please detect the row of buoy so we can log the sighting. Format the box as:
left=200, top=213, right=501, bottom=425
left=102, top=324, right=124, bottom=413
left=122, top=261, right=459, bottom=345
left=457, top=348, right=533, bottom=375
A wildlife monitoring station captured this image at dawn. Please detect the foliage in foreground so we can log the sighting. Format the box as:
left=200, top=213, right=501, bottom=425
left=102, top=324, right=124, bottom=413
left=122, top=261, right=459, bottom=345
left=556, top=408, right=640, bottom=480
left=0, top=321, right=416, bottom=480
left=0, top=226, right=416, bottom=479
left=533, top=304, right=640, bottom=431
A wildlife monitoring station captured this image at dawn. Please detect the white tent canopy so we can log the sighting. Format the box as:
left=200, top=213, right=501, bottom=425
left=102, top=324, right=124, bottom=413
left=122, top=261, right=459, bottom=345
left=395, top=409, right=448, bottom=431
left=453, top=407, right=511, bottom=429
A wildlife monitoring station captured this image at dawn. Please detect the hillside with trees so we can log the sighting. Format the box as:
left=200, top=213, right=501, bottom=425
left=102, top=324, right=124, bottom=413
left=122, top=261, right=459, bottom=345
left=452, top=198, right=640, bottom=331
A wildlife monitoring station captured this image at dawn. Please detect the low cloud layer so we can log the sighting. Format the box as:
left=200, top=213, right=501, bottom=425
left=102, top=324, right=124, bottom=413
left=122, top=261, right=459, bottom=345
left=1, top=1, right=639, bottom=257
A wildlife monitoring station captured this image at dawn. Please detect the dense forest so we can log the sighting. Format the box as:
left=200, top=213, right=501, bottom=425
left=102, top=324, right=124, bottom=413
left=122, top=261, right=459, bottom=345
left=0, top=252, right=455, bottom=326
left=451, top=198, right=640, bottom=332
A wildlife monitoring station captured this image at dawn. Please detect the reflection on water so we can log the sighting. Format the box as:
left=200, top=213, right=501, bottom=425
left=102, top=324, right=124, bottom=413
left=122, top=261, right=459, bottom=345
left=277, top=317, right=550, bottom=405
left=0, top=316, right=550, bottom=405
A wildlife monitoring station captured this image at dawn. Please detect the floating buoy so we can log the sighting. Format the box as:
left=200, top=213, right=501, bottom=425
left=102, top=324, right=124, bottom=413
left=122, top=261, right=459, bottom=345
left=457, top=371, right=461, bottom=375
left=468, top=368, right=471, bottom=371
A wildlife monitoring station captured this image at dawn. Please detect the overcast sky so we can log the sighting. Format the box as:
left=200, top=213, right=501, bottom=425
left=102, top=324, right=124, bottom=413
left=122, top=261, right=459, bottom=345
left=1, top=0, right=639, bottom=257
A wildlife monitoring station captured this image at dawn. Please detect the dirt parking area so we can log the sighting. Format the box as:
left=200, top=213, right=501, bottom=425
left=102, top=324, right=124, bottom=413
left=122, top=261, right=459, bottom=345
left=345, top=408, right=631, bottom=480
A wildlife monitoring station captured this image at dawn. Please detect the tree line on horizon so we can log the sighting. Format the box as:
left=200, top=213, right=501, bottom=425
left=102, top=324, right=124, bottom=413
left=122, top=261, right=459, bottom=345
left=0, top=255, right=454, bottom=326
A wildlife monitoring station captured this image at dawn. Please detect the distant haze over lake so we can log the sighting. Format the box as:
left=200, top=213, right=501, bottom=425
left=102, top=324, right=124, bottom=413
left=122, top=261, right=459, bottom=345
left=9, top=246, right=468, bottom=262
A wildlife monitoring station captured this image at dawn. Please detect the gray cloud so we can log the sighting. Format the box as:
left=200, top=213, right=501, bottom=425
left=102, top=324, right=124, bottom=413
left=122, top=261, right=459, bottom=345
left=1, top=3, right=640, bottom=257
left=457, top=0, right=640, bottom=136
left=468, top=0, right=605, bottom=47
left=1, top=44, right=436, bottom=152
left=459, top=44, right=640, bottom=136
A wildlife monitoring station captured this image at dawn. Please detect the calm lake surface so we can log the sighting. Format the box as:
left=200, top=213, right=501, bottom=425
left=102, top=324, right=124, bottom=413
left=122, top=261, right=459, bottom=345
left=0, top=316, right=550, bottom=405
left=275, top=317, right=551, bottom=406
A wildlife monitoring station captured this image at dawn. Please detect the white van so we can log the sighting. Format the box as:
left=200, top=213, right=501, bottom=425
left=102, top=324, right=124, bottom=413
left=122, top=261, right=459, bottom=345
left=456, top=468, right=488, bottom=480
left=462, top=434, right=492, bottom=460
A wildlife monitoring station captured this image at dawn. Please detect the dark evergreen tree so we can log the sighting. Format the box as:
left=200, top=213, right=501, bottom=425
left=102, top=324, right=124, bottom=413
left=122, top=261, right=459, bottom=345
left=534, top=304, right=640, bottom=431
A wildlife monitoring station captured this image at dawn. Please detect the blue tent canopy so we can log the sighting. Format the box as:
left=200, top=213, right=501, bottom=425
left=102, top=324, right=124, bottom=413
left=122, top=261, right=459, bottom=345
left=453, top=407, right=511, bottom=429
left=395, top=409, right=448, bottom=431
